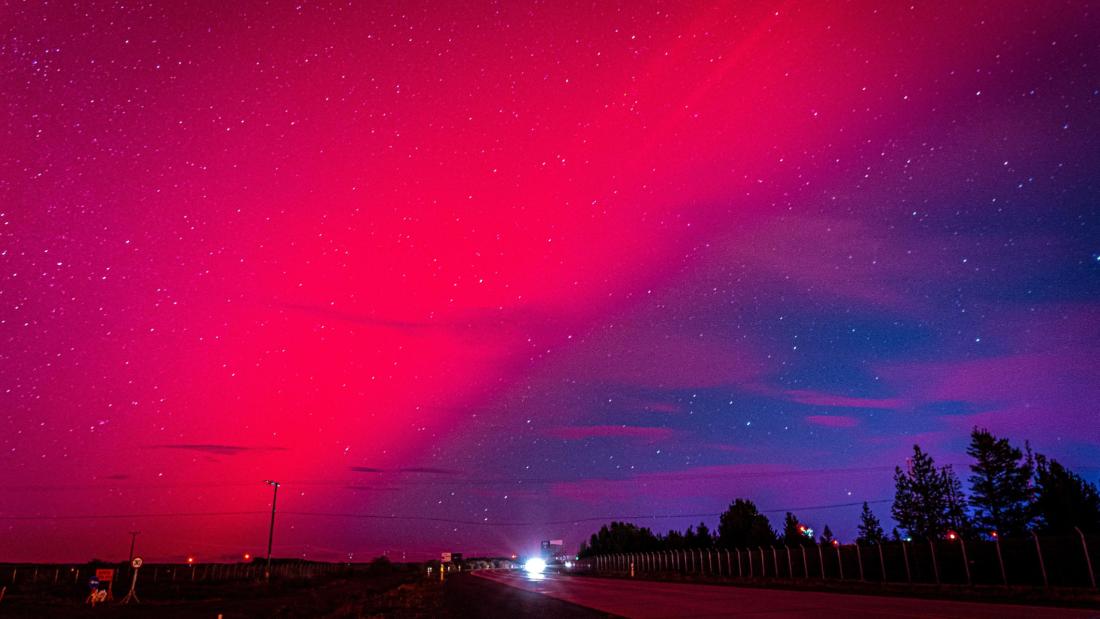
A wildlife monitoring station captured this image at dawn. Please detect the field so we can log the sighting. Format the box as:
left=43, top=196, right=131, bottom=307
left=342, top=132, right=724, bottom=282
left=0, top=562, right=450, bottom=618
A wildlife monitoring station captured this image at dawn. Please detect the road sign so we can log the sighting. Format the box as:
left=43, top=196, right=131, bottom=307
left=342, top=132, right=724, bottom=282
left=131, top=557, right=143, bottom=569
left=95, top=569, right=114, bottom=582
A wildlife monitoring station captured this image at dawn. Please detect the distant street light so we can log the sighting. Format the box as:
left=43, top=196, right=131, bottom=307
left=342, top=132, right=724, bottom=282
left=264, top=480, right=280, bottom=580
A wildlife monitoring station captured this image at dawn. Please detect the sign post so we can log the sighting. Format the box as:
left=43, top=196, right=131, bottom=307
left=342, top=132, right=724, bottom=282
left=120, top=557, right=142, bottom=605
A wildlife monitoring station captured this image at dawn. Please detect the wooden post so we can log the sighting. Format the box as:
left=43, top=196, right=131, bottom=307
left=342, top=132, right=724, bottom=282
left=959, top=538, right=971, bottom=586
left=929, top=540, right=940, bottom=585
left=902, top=541, right=911, bottom=583
left=1076, top=527, right=1096, bottom=589
left=1031, top=531, right=1048, bottom=588
left=855, top=545, right=865, bottom=582
left=878, top=543, right=886, bottom=582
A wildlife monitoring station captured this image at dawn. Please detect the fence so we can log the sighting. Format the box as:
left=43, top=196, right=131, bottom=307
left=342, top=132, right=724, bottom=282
left=581, top=528, right=1099, bottom=590
left=2, top=560, right=348, bottom=591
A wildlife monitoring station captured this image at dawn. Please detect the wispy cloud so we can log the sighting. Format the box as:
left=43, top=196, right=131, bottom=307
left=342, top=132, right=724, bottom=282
left=805, top=415, right=861, bottom=428
left=146, top=444, right=287, bottom=456
left=786, top=390, right=906, bottom=411
left=349, top=466, right=462, bottom=475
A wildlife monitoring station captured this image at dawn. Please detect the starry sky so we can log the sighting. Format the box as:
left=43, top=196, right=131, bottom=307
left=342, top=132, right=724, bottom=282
left=2, top=1, right=1099, bottom=563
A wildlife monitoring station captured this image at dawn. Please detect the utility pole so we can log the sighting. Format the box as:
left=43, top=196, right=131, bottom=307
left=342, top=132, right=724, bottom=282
left=128, top=531, right=140, bottom=563
left=263, top=480, right=280, bottom=580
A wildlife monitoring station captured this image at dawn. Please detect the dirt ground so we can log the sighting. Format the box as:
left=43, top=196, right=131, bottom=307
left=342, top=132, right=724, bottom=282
left=0, top=569, right=445, bottom=618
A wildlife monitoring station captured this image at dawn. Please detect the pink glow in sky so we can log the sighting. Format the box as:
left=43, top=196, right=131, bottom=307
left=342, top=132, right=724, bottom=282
left=2, top=1, right=1099, bottom=562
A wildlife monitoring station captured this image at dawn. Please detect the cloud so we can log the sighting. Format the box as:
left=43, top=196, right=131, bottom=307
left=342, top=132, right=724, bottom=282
left=396, top=467, right=462, bottom=475
left=546, top=425, right=675, bottom=442
left=146, top=444, right=287, bottom=456
left=349, top=466, right=462, bottom=475
left=548, top=463, right=887, bottom=506
left=805, top=415, right=860, bottom=428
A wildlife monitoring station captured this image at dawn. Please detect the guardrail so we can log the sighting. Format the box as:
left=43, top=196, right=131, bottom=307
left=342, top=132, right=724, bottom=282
left=580, top=528, right=1098, bottom=590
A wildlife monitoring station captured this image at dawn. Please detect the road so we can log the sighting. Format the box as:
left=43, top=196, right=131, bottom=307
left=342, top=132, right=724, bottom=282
left=470, top=570, right=1100, bottom=618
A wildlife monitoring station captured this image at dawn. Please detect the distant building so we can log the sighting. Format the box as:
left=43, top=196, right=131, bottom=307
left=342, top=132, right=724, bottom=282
left=540, top=539, right=566, bottom=561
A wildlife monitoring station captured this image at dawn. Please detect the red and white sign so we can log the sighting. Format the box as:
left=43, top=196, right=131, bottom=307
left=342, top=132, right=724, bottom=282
left=95, top=569, right=114, bottom=581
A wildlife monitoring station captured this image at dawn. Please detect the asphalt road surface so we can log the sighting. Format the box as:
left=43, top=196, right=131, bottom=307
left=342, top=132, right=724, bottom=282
left=470, top=570, right=1100, bottom=618
left=444, top=572, right=615, bottom=618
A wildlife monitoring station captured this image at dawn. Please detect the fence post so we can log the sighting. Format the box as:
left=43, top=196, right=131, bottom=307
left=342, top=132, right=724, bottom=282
left=759, top=547, right=766, bottom=577
left=801, top=546, right=808, bottom=578
left=929, top=540, right=940, bottom=585
left=836, top=544, right=844, bottom=580
left=1075, top=527, right=1097, bottom=589
left=902, top=541, right=911, bottom=583
left=725, top=549, right=731, bottom=576
left=959, top=538, right=971, bottom=586
left=786, top=546, right=793, bottom=578
left=817, top=545, right=825, bottom=578
left=747, top=547, right=754, bottom=577
left=994, top=536, right=1007, bottom=586
left=1031, top=531, right=1048, bottom=588
left=736, top=548, right=742, bottom=577
left=855, top=544, right=865, bottom=582
left=878, top=543, right=886, bottom=582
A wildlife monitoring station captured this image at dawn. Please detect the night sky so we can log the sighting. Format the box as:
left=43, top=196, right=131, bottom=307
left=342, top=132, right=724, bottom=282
left=3, top=1, right=1099, bottom=563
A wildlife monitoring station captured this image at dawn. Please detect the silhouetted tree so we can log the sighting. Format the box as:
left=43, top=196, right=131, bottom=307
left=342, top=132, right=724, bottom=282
left=1033, top=454, right=1100, bottom=535
left=663, top=529, right=685, bottom=550
left=966, top=427, right=1035, bottom=536
left=943, top=465, right=973, bottom=537
left=579, top=521, right=661, bottom=557
left=781, top=512, right=813, bottom=546
left=694, top=521, right=714, bottom=548
left=856, top=502, right=885, bottom=544
left=717, top=499, right=776, bottom=548
left=892, top=444, right=961, bottom=539
left=819, top=524, right=835, bottom=545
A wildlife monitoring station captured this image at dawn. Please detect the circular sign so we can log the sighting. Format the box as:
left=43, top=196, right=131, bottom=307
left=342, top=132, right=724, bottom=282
left=132, top=557, right=143, bottom=569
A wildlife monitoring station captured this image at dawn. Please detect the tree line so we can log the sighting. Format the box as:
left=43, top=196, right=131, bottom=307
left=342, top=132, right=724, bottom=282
left=577, top=428, right=1100, bottom=557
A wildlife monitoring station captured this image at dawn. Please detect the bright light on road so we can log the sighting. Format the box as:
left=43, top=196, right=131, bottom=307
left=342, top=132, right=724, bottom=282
left=524, top=558, right=547, bottom=575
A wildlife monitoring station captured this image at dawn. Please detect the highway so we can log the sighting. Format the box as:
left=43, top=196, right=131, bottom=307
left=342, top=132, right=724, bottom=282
left=470, top=570, right=1100, bottom=618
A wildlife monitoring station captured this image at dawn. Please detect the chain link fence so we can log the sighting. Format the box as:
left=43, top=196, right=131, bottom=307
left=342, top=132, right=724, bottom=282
left=581, top=529, right=1098, bottom=590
